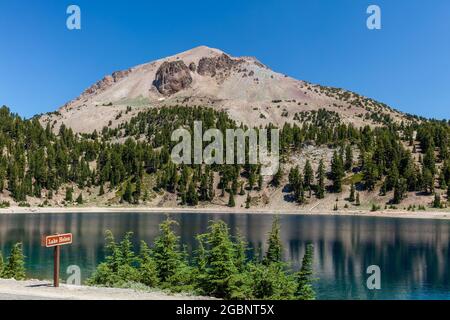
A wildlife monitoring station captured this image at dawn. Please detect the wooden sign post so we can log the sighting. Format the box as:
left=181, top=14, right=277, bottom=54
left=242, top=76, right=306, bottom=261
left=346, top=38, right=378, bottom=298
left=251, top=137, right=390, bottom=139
left=42, top=233, right=73, bottom=287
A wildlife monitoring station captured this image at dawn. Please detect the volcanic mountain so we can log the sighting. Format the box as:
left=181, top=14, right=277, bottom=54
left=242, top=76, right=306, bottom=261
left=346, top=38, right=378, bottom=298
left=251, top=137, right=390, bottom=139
left=40, top=46, right=406, bottom=133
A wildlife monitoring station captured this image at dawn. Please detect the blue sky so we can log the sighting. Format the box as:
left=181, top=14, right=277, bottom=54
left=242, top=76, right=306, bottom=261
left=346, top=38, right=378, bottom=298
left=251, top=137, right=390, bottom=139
left=0, top=0, right=449, bottom=119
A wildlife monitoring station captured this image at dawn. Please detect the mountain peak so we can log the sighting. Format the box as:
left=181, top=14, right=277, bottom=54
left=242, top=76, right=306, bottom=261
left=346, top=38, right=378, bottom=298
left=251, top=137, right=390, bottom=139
left=40, top=46, right=405, bottom=134
left=162, top=45, right=227, bottom=63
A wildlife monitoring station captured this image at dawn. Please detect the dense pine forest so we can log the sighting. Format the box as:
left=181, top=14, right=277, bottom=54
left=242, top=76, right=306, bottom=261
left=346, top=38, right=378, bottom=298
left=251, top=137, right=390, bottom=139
left=1, top=104, right=450, bottom=210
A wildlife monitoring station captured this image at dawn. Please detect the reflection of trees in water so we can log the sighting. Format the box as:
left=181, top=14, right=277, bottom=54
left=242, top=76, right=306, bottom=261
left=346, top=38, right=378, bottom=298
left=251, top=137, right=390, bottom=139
left=0, top=213, right=449, bottom=298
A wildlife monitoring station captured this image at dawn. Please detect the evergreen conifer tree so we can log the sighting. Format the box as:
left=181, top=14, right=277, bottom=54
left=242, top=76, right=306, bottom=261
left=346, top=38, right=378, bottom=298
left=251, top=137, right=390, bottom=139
left=228, top=190, right=236, bottom=207
left=152, top=219, right=184, bottom=284
left=433, top=193, right=442, bottom=208
left=245, top=193, right=251, bottom=209
left=3, top=243, right=26, bottom=280
left=355, top=192, right=361, bottom=206
left=349, top=183, right=355, bottom=202
left=296, top=244, right=315, bottom=300
left=76, top=193, right=83, bottom=205
left=264, top=216, right=283, bottom=264
left=330, top=151, right=345, bottom=193
left=65, top=187, right=73, bottom=202
left=316, top=159, right=325, bottom=199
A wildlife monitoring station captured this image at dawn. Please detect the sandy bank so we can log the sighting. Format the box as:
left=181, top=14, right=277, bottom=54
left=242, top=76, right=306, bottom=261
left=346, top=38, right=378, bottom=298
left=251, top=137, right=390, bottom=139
left=0, top=279, right=212, bottom=300
left=1, top=206, right=450, bottom=220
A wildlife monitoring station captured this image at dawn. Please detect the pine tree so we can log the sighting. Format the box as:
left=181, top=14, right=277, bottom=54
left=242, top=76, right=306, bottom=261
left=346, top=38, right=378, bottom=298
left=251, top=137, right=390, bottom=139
left=439, top=171, right=447, bottom=190
left=76, top=193, right=83, bottom=205
left=208, top=170, right=215, bottom=200
left=423, top=147, right=436, bottom=175
left=239, top=182, right=245, bottom=196
left=344, top=145, right=353, bottom=172
left=289, top=166, right=299, bottom=190
left=349, top=183, right=355, bottom=202
left=143, top=190, right=149, bottom=202
left=393, top=178, right=407, bottom=204
left=152, top=219, right=184, bottom=283
left=355, top=192, right=361, bottom=206
left=248, top=169, right=255, bottom=190
left=119, top=231, right=136, bottom=266
left=138, top=241, right=159, bottom=287
left=422, top=168, right=435, bottom=194
left=245, top=193, right=251, bottom=209
left=179, top=182, right=187, bottom=205
left=316, top=159, right=325, bottom=199
left=433, top=193, right=442, bottom=208
left=133, top=176, right=142, bottom=204
left=330, top=151, right=345, bottom=193
left=187, top=181, right=199, bottom=206
left=380, top=180, right=387, bottom=196
left=3, top=243, right=26, bottom=280
left=233, top=232, right=247, bottom=273
left=264, top=216, right=283, bottom=264
left=65, top=187, right=73, bottom=202
left=295, top=179, right=305, bottom=204
left=386, top=165, right=399, bottom=191
left=362, top=154, right=378, bottom=191
left=0, top=251, right=4, bottom=277
left=296, top=244, right=315, bottom=300
left=231, top=178, right=238, bottom=195
left=272, top=166, right=283, bottom=187
left=258, top=173, right=263, bottom=191
left=200, top=174, right=209, bottom=201
left=194, top=234, right=208, bottom=283
left=122, top=181, right=133, bottom=203
left=228, top=191, right=235, bottom=207
left=303, top=160, right=313, bottom=191
left=99, top=184, right=105, bottom=196
left=201, top=220, right=238, bottom=298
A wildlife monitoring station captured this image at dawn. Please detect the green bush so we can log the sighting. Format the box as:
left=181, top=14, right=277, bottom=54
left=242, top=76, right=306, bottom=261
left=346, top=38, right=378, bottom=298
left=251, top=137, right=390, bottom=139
left=0, top=201, right=10, bottom=208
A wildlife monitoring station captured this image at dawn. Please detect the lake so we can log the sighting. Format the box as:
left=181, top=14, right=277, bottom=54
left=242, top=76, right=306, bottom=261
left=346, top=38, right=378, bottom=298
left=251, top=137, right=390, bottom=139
left=0, top=212, right=449, bottom=300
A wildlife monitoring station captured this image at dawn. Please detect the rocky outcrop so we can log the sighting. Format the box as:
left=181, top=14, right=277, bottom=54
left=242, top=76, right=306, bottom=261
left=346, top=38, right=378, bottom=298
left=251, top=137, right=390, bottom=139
left=154, top=61, right=193, bottom=95
left=82, top=69, right=132, bottom=96
left=197, top=53, right=242, bottom=77
left=189, top=62, right=197, bottom=72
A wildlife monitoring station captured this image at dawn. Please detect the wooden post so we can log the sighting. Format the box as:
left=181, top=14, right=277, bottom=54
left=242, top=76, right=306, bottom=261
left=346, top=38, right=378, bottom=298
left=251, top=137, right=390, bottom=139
left=54, top=246, right=61, bottom=287
left=42, top=233, right=72, bottom=288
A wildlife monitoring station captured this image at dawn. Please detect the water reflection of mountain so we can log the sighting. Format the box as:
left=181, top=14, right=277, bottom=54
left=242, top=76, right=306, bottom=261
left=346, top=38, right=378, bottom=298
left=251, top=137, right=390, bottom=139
left=0, top=213, right=449, bottom=299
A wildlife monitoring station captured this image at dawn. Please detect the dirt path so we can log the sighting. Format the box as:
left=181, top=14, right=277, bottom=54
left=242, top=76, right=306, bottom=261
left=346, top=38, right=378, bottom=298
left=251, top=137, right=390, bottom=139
left=0, top=279, right=212, bottom=300
left=309, top=202, right=321, bottom=212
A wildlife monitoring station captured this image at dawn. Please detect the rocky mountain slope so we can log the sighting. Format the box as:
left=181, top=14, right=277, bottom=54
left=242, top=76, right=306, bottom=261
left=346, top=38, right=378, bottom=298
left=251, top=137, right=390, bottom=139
left=40, top=46, right=406, bottom=133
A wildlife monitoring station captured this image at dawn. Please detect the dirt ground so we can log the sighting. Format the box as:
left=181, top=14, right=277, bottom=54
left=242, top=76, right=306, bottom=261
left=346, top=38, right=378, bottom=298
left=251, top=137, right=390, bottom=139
left=0, top=279, right=212, bottom=300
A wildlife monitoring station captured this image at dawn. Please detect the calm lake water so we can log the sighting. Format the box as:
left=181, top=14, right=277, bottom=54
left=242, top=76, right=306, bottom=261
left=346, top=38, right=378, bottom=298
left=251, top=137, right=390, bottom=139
left=0, top=212, right=449, bottom=300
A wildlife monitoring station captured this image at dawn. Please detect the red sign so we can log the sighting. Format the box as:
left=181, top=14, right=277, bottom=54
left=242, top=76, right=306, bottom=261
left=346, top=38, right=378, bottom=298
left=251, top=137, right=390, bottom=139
left=42, top=233, right=73, bottom=248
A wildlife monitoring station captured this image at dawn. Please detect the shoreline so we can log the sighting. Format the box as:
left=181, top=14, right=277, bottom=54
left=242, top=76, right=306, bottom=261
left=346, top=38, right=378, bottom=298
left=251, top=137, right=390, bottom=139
left=0, top=279, right=212, bottom=300
left=1, top=206, right=450, bottom=220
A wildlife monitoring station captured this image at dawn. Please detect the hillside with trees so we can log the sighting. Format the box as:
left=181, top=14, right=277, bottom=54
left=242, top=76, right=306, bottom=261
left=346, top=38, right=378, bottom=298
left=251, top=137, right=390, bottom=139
left=1, top=103, right=450, bottom=212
